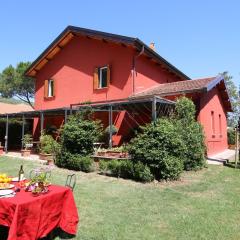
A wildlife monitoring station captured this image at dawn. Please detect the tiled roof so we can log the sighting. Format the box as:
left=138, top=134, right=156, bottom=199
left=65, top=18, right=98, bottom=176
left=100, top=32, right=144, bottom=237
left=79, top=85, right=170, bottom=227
left=131, top=77, right=217, bottom=98
left=0, top=102, right=33, bottom=114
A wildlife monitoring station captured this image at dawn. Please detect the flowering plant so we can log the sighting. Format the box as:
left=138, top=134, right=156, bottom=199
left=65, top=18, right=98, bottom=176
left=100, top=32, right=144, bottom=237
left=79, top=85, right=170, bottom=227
left=25, top=167, right=52, bottom=195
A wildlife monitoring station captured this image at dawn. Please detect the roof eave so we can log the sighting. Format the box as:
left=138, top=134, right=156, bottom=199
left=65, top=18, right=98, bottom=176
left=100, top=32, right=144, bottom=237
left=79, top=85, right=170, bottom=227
left=25, top=26, right=190, bottom=80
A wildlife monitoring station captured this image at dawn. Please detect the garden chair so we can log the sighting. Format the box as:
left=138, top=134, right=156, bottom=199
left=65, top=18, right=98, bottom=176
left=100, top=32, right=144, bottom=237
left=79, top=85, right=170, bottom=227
left=65, top=174, right=76, bottom=191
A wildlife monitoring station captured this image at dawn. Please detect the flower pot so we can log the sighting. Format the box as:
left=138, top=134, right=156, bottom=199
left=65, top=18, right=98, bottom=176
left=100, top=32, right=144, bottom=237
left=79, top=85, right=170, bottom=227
left=39, top=153, right=53, bottom=161
left=0, top=146, right=4, bottom=155
left=97, top=152, right=106, bottom=156
left=21, top=149, right=31, bottom=157
left=228, top=144, right=236, bottom=150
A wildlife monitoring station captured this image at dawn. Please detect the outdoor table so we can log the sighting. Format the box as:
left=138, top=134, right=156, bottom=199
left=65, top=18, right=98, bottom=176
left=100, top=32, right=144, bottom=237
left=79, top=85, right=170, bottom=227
left=0, top=184, right=79, bottom=240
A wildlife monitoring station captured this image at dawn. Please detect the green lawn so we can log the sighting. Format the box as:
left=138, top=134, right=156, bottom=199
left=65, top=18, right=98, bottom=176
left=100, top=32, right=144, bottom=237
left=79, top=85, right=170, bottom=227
left=1, top=156, right=240, bottom=240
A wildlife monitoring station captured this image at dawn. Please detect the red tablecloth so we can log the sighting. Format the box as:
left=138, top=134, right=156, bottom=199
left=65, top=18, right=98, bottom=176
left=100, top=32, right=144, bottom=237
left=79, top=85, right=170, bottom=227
left=0, top=185, right=79, bottom=240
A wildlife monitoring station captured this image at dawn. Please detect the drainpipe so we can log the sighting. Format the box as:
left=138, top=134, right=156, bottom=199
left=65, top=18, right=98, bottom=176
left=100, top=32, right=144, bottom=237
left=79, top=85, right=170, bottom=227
left=132, top=46, right=144, bottom=95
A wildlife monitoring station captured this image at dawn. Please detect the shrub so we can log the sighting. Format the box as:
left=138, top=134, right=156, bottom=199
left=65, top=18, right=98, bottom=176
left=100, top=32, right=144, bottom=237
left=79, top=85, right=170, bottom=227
left=175, top=97, right=206, bottom=170
left=158, top=156, right=183, bottom=180
left=39, top=134, right=59, bottom=155
left=133, top=162, right=154, bottom=183
left=128, top=118, right=185, bottom=180
left=60, top=112, right=103, bottom=156
left=56, top=111, right=102, bottom=171
left=99, top=160, right=109, bottom=174
left=228, top=128, right=236, bottom=145
left=99, top=159, right=153, bottom=183
left=56, top=151, right=94, bottom=172
left=22, top=134, right=33, bottom=150
left=107, top=160, right=122, bottom=177
left=175, top=96, right=195, bottom=123
left=119, top=160, right=135, bottom=179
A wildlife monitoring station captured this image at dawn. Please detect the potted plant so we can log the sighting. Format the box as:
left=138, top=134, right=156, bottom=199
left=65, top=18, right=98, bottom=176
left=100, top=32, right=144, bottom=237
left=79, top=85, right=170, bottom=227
left=39, top=134, right=59, bottom=165
left=105, top=125, right=118, bottom=136
left=21, top=134, right=33, bottom=157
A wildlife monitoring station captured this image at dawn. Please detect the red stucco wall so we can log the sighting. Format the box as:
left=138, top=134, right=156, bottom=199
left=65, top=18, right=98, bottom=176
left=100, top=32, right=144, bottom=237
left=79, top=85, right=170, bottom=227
left=198, top=88, right=228, bottom=156
left=33, top=35, right=180, bottom=139
left=34, top=35, right=180, bottom=110
left=32, top=35, right=228, bottom=156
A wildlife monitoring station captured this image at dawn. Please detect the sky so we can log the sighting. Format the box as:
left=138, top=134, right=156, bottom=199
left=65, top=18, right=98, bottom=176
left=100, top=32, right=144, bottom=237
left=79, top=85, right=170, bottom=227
left=0, top=0, right=239, bottom=86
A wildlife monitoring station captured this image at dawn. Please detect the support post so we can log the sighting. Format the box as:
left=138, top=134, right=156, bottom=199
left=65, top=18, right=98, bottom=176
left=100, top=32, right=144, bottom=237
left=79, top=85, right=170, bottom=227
left=235, top=128, right=239, bottom=168
left=109, top=105, right=113, bottom=149
left=4, top=115, right=9, bottom=153
left=40, top=112, right=44, bottom=135
left=64, top=109, right=68, bottom=123
left=21, top=115, right=25, bottom=149
left=152, top=96, right=157, bottom=122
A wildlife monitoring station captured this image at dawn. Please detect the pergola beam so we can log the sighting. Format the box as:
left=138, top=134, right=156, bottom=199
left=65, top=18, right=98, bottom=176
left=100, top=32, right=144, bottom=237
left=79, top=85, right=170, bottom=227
left=152, top=97, right=157, bottom=122
left=21, top=115, right=25, bottom=149
left=4, top=115, right=9, bottom=153
left=40, top=112, right=44, bottom=134
left=109, top=105, right=113, bottom=148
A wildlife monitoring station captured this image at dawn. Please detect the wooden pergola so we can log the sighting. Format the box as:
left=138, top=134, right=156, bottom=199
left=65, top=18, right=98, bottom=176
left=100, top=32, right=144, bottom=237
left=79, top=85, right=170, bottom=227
left=0, top=96, right=175, bottom=153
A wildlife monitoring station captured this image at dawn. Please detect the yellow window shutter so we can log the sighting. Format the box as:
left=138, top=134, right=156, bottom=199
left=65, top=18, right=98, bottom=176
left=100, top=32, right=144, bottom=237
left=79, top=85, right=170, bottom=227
left=107, top=65, right=111, bottom=87
left=93, top=67, right=99, bottom=90
left=44, top=80, right=48, bottom=98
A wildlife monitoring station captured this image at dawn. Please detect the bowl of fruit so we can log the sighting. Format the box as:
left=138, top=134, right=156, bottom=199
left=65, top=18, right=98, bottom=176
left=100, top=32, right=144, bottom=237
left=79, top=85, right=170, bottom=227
left=0, top=174, right=13, bottom=189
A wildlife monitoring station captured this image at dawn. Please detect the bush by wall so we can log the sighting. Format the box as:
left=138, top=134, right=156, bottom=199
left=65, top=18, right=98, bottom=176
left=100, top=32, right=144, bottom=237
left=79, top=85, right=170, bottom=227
left=174, top=97, right=206, bottom=170
left=56, top=151, right=95, bottom=172
left=128, top=118, right=185, bottom=180
left=227, top=128, right=236, bottom=145
left=128, top=97, right=207, bottom=180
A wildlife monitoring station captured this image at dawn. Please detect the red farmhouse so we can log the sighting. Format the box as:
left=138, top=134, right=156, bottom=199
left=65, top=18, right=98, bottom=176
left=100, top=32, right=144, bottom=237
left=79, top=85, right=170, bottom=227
left=24, top=26, right=232, bottom=157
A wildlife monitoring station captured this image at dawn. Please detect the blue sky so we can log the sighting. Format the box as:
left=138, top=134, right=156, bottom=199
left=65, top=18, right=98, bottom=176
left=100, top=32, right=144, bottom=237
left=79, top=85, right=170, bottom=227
left=0, top=0, right=239, bottom=86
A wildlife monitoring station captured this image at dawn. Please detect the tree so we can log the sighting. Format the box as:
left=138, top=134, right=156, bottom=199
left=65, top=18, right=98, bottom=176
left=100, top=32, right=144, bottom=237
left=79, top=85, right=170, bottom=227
left=221, top=72, right=240, bottom=127
left=0, top=62, right=34, bottom=108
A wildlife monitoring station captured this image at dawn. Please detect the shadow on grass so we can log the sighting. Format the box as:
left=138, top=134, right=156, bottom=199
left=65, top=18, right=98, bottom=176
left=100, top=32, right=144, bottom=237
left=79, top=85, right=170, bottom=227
left=0, top=225, right=8, bottom=240
left=40, top=228, right=76, bottom=239
left=224, top=161, right=240, bottom=169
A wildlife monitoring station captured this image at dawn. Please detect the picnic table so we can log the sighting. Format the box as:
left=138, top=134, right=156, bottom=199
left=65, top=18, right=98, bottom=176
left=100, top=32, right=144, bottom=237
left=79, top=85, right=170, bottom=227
left=0, top=184, right=79, bottom=240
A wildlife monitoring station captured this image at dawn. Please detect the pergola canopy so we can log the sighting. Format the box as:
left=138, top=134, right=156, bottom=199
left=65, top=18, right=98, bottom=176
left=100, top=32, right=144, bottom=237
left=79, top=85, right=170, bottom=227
left=0, top=96, right=175, bottom=152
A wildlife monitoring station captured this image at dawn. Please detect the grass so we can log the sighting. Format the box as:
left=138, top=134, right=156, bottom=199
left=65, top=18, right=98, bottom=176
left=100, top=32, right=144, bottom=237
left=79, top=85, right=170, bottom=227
left=1, top=156, right=240, bottom=240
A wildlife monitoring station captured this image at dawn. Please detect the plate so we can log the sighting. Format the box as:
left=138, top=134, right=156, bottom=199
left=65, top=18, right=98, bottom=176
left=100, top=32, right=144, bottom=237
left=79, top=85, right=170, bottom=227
left=11, top=177, right=26, bottom=182
left=0, top=184, right=15, bottom=190
left=0, top=189, right=14, bottom=196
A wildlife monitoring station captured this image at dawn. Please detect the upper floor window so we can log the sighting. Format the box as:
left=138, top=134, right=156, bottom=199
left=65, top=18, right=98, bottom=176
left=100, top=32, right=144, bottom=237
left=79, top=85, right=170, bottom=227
left=99, top=66, right=108, bottom=88
left=93, top=65, right=110, bottom=89
left=44, top=79, right=55, bottom=98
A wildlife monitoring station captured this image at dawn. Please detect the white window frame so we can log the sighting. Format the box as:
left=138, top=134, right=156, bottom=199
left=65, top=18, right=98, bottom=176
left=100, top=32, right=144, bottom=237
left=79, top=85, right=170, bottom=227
left=48, top=79, right=54, bottom=97
left=99, top=66, right=108, bottom=89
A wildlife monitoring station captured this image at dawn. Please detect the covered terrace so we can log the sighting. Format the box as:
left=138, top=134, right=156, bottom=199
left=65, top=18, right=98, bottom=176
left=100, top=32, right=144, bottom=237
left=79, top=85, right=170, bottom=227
left=0, top=96, right=175, bottom=153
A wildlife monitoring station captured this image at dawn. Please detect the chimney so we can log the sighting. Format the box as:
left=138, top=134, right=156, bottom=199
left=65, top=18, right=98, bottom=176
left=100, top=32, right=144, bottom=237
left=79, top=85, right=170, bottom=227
left=149, top=42, right=155, bottom=51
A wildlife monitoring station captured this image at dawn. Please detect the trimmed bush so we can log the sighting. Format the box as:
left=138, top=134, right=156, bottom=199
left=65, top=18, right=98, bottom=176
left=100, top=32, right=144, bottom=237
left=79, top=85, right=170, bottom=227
left=158, top=156, right=183, bottom=180
left=56, top=151, right=94, bottom=172
left=60, top=112, right=102, bottom=156
left=128, top=118, right=185, bottom=180
left=175, top=97, right=206, bottom=170
left=228, top=128, right=235, bottom=145
left=99, top=160, right=153, bottom=183
left=56, top=111, right=102, bottom=171
left=133, top=162, right=154, bottom=183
